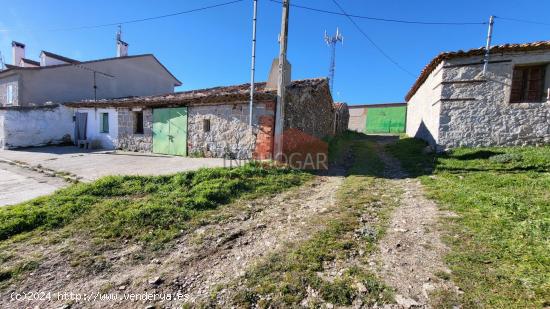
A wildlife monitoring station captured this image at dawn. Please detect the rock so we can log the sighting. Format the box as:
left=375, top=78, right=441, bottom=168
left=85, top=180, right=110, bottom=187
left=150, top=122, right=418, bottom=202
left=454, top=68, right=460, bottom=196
left=356, top=282, right=368, bottom=293
left=151, top=258, right=161, bottom=265
left=56, top=305, right=71, bottom=309
left=326, top=303, right=334, bottom=309
left=119, top=285, right=127, bottom=290
left=148, top=276, right=163, bottom=285
left=394, top=294, right=420, bottom=308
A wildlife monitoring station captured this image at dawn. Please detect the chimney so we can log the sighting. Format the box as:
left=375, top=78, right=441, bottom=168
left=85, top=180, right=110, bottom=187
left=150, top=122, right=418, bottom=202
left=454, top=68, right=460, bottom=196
left=12, top=41, right=25, bottom=66
left=116, top=27, right=128, bottom=57
left=265, top=58, right=291, bottom=90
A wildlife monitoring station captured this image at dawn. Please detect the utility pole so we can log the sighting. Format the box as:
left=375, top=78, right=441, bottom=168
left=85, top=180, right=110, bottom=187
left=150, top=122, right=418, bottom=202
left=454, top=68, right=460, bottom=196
left=274, top=0, right=290, bottom=161
left=483, top=15, right=495, bottom=75
left=249, top=0, right=258, bottom=129
left=324, top=28, right=343, bottom=92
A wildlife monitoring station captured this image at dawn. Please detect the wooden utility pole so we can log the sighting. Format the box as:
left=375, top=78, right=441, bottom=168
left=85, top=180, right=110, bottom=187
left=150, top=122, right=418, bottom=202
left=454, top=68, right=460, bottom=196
left=274, top=0, right=290, bottom=161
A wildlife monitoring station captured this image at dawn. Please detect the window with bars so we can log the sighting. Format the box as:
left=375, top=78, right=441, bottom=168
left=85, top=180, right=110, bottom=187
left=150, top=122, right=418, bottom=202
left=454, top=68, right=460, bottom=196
left=510, top=65, right=547, bottom=103
left=100, top=112, right=109, bottom=133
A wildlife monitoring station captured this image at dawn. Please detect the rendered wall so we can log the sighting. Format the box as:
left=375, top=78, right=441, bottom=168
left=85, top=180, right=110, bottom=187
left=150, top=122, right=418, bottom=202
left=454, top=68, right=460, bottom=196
left=0, top=105, right=73, bottom=149
left=406, top=62, right=444, bottom=147
left=348, top=106, right=366, bottom=132
left=74, top=108, right=119, bottom=149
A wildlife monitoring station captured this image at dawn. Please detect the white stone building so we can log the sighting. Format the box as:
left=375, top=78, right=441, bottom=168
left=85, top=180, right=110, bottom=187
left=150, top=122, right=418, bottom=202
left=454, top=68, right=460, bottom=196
left=406, top=41, right=550, bottom=151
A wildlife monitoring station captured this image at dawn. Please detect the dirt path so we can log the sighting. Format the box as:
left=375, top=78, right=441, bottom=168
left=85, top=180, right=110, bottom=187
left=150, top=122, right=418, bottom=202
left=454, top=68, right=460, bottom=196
left=1, top=173, right=344, bottom=308
left=370, top=139, right=459, bottom=308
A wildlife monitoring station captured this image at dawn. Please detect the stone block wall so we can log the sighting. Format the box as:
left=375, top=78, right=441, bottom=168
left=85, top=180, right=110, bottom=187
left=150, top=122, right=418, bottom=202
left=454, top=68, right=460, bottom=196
left=188, top=101, right=275, bottom=159
left=438, top=52, right=550, bottom=149
left=334, top=103, right=350, bottom=134
left=284, top=79, right=335, bottom=140
left=117, top=108, right=153, bottom=152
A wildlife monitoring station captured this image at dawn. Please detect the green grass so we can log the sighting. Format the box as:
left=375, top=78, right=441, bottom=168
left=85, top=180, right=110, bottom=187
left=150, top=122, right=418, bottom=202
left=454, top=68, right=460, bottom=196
left=220, top=138, right=396, bottom=307
left=0, top=163, right=311, bottom=245
left=390, top=138, right=550, bottom=308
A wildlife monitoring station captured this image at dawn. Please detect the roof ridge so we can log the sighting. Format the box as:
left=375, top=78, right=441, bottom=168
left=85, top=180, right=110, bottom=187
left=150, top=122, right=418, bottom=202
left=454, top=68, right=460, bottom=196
left=405, top=40, right=550, bottom=101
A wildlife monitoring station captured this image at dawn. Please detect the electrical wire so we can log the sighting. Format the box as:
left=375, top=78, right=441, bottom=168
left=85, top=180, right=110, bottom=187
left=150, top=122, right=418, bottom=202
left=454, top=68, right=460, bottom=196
left=329, top=0, right=416, bottom=77
left=268, top=0, right=487, bottom=25
left=2, top=0, right=245, bottom=32
left=495, top=16, right=550, bottom=26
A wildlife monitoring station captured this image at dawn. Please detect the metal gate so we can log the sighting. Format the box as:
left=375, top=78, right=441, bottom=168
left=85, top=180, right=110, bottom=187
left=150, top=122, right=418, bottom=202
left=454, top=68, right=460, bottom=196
left=152, top=107, right=188, bottom=156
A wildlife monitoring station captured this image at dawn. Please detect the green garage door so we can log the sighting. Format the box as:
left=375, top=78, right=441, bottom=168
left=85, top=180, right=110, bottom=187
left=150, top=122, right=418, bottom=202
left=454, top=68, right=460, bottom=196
left=365, top=106, right=406, bottom=134
left=152, top=107, right=188, bottom=156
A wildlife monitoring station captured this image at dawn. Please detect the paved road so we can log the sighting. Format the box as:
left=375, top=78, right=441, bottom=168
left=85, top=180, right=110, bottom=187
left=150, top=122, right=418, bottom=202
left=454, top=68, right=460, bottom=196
left=0, top=161, right=67, bottom=207
left=0, top=146, right=227, bottom=182
left=0, top=146, right=230, bottom=206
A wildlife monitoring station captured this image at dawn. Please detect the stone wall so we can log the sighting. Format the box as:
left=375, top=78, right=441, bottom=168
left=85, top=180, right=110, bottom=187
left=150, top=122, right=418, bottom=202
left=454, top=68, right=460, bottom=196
left=334, top=103, right=350, bottom=134
left=0, top=105, right=73, bottom=149
left=117, top=108, right=153, bottom=152
left=188, top=101, right=275, bottom=159
left=438, top=51, right=550, bottom=149
left=284, top=79, right=335, bottom=140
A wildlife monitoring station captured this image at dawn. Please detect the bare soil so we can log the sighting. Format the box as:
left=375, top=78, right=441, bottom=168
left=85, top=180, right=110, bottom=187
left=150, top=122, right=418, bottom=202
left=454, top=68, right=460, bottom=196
left=370, top=139, right=460, bottom=308
left=1, top=173, right=344, bottom=309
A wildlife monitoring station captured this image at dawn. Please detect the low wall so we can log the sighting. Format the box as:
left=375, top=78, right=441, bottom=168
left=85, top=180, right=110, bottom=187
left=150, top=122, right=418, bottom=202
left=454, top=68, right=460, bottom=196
left=0, top=105, right=73, bottom=149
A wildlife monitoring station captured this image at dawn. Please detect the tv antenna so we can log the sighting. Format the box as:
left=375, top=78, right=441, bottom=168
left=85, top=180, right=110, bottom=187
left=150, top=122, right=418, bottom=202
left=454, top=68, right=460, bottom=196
left=324, top=27, right=343, bottom=92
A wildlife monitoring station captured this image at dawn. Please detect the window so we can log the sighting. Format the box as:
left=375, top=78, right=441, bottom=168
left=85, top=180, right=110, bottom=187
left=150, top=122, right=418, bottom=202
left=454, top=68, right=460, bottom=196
left=100, top=112, right=109, bottom=133
left=6, top=85, right=14, bottom=105
left=510, top=65, right=547, bottom=103
left=203, top=119, right=211, bottom=132
left=134, top=111, right=144, bottom=134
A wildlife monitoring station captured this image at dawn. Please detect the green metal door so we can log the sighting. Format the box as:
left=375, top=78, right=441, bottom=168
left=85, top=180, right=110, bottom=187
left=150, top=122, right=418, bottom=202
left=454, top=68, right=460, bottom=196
left=152, top=107, right=187, bottom=156
left=365, top=106, right=406, bottom=134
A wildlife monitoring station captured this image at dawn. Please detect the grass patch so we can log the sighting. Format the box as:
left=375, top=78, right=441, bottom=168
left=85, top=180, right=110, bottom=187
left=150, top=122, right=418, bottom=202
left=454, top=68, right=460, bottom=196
left=385, top=137, right=434, bottom=177
left=219, top=138, right=396, bottom=307
left=0, top=163, right=311, bottom=246
left=390, top=138, right=550, bottom=308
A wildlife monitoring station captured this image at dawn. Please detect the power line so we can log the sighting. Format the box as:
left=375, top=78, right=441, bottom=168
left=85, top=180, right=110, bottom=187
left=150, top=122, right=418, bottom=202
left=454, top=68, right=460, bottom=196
left=268, top=0, right=487, bottom=25
left=495, top=16, right=550, bottom=26
left=330, top=0, right=415, bottom=77
left=2, top=0, right=245, bottom=32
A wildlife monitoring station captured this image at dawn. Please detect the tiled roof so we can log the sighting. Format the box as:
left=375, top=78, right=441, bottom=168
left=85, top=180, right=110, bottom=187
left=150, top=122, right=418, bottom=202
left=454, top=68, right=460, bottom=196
left=64, top=78, right=327, bottom=108
left=405, top=40, right=550, bottom=101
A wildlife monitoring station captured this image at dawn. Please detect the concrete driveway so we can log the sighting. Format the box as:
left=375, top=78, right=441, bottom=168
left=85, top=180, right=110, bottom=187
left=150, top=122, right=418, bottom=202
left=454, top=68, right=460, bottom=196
left=0, top=146, right=229, bottom=206
left=0, top=146, right=227, bottom=182
left=0, top=161, right=67, bottom=207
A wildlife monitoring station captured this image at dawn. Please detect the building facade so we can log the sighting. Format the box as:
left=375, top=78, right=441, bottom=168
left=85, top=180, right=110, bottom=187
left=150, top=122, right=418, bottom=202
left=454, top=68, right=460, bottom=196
left=406, top=41, right=550, bottom=150
left=65, top=78, right=345, bottom=162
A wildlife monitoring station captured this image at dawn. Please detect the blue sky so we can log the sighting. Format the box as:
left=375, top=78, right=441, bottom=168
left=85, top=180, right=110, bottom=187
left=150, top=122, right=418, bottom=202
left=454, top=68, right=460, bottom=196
left=1, top=0, right=549, bottom=105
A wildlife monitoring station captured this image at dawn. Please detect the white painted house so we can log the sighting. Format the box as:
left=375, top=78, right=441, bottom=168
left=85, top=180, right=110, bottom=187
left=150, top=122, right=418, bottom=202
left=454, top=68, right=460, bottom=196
left=406, top=41, right=550, bottom=151
left=0, top=39, right=181, bottom=149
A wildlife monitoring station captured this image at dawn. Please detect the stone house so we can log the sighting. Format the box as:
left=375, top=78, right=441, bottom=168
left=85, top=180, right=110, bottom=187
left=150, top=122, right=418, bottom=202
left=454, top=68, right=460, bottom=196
left=406, top=41, right=550, bottom=151
left=64, top=78, right=344, bottom=161
left=0, top=40, right=181, bottom=149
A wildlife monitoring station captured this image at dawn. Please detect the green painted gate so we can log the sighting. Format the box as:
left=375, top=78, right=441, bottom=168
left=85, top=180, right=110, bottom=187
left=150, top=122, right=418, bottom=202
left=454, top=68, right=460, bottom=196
left=365, top=106, right=406, bottom=134
left=152, top=107, right=188, bottom=156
